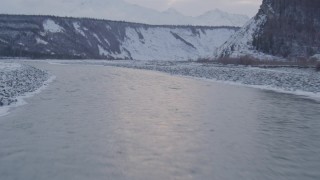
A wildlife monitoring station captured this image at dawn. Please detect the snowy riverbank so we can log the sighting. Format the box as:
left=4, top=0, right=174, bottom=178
left=52, top=60, right=320, bottom=98
left=0, top=62, right=52, bottom=116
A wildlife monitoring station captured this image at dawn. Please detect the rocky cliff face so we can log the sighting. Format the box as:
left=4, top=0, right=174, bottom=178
left=0, top=15, right=238, bottom=60
left=217, top=0, right=320, bottom=59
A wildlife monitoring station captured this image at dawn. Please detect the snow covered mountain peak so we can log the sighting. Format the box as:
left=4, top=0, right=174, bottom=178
left=162, top=8, right=183, bottom=15
left=200, top=9, right=225, bottom=16
left=1, top=0, right=249, bottom=27
left=73, top=0, right=250, bottom=26
left=196, top=10, right=250, bottom=27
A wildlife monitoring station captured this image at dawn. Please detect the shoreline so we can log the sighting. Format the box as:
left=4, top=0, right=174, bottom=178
left=46, top=60, right=320, bottom=100
left=0, top=75, right=55, bottom=117
left=0, top=62, right=55, bottom=117
left=1, top=59, right=319, bottom=118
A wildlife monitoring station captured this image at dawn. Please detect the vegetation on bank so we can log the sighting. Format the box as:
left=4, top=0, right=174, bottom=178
left=316, top=63, right=320, bottom=72
left=198, top=55, right=320, bottom=72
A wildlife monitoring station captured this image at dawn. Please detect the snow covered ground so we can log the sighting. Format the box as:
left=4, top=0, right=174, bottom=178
left=0, top=61, right=51, bottom=116
left=51, top=60, right=320, bottom=99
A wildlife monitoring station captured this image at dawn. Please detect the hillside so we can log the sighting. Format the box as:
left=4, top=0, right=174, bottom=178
left=0, top=14, right=238, bottom=60
left=216, top=0, right=320, bottom=59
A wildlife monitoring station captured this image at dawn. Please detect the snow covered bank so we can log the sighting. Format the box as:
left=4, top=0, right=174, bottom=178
left=53, top=60, right=320, bottom=99
left=0, top=62, right=51, bottom=116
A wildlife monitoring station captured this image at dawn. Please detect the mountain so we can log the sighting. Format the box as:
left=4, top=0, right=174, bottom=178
left=0, top=14, right=238, bottom=60
left=216, top=0, right=320, bottom=59
left=195, top=9, right=251, bottom=27
left=1, top=0, right=249, bottom=27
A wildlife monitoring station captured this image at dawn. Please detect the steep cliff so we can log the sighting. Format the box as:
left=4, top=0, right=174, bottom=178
left=217, top=0, right=320, bottom=59
left=0, top=15, right=238, bottom=60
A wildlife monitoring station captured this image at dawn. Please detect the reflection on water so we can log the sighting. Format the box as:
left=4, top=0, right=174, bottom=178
left=0, top=62, right=319, bottom=180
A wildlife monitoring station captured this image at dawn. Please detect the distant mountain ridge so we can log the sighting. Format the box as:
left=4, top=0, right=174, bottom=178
left=0, top=14, right=238, bottom=60
left=1, top=0, right=250, bottom=27
left=195, top=9, right=250, bottom=27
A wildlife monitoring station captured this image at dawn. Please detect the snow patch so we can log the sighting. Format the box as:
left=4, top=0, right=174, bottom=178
left=43, top=19, right=64, bottom=33
left=98, top=45, right=108, bottom=56
left=93, top=33, right=102, bottom=43
left=106, top=25, right=112, bottom=30
left=73, top=22, right=86, bottom=36
left=0, top=38, right=8, bottom=44
left=36, top=37, right=48, bottom=45
left=104, top=38, right=110, bottom=46
left=311, top=54, right=320, bottom=61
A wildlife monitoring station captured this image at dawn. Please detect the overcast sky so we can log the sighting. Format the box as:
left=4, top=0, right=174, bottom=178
left=124, top=0, right=262, bottom=16
left=0, top=0, right=262, bottom=17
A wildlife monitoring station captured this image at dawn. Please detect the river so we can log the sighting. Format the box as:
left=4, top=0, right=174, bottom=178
left=1, top=62, right=320, bottom=180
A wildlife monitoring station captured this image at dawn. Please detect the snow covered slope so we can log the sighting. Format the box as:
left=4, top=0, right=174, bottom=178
left=1, top=0, right=249, bottom=27
left=0, top=15, right=238, bottom=60
left=122, top=27, right=235, bottom=60
left=215, top=14, right=270, bottom=59
left=215, top=0, right=284, bottom=59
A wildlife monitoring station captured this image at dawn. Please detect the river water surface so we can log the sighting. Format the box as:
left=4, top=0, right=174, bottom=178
left=0, top=62, right=320, bottom=180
